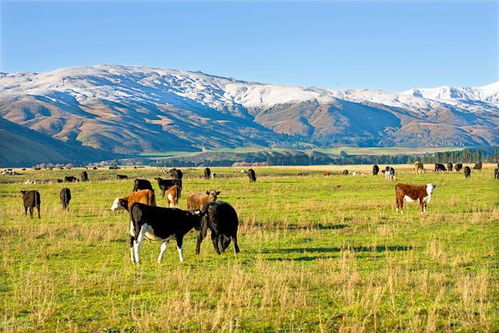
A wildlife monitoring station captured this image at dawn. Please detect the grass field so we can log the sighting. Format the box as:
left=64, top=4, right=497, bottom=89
left=1, top=165, right=497, bottom=332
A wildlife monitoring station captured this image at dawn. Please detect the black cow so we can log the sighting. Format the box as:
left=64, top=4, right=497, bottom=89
left=133, top=179, right=153, bottom=192
left=169, top=168, right=183, bottom=180
left=494, top=168, right=499, bottom=180
left=196, top=201, right=240, bottom=255
left=21, top=190, right=41, bottom=218
left=56, top=179, right=63, bottom=183
left=80, top=171, right=89, bottom=182
left=60, top=188, right=71, bottom=210
left=342, top=170, right=349, bottom=175
left=464, top=166, right=471, bottom=178
left=116, top=174, right=128, bottom=180
left=473, top=162, right=482, bottom=171
left=128, top=203, right=204, bottom=263
left=155, top=177, right=182, bottom=197
left=64, top=176, right=79, bottom=182
left=204, top=167, right=211, bottom=180
left=109, top=166, right=119, bottom=170
left=372, top=165, right=379, bottom=176
left=434, top=164, right=446, bottom=173
left=454, top=163, right=463, bottom=172
left=446, top=163, right=453, bottom=172
left=247, top=169, right=257, bottom=182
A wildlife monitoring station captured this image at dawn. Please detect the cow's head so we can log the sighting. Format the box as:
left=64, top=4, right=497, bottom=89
left=426, top=184, right=436, bottom=195
left=20, top=190, right=26, bottom=195
left=110, top=198, right=128, bottom=211
left=190, top=210, right=205, bottom=231
left=205, top=190, right=220, bottom=201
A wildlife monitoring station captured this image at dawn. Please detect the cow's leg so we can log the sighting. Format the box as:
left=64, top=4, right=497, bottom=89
left=29, top=207, right=33, bottom=218
left=133, top=225, right=146, bottom=264
left=161, top=189, right=166, bottom=198
left=129, top=236, right=136, bottom=263
left=24, top=206, right=27, bottom=216
left=196, top=229, right=207, bottom=255
left=36, top=205, right=40, bottom=218
left=232, top=234, right=240, bottom=254
left=211, top=233, right=221, bottom=255
left=176, top=235, right=184, bottom=262
left=157, top=241, right=167, bottom=263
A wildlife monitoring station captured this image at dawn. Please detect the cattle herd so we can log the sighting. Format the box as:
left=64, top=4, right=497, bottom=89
left=16, top=162, right=497, bottom=264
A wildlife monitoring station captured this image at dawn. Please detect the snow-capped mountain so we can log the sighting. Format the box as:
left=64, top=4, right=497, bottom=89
left=0, top=65, right=497, bottom=154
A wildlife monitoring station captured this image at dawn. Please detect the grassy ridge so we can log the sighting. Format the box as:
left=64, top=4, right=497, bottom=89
left=0, top=166, right=497, bottom=331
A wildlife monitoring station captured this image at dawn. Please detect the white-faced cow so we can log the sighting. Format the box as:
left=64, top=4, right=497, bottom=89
left=128, top=203, right=204, bottom=263
left=111, top=189, right=156, bottom=211
left=21, top=190, right=41, bottom=218
left=60, top=188, right=71, bottom=210
left=133, top=179, right=153, bottom=192
left=383, top=166, right=396, bottom=181
left=395, top=183, right=436, bottom=213
left=186, top=190, right=220, bottom=211
left=196, top=201, right=240, bottom=255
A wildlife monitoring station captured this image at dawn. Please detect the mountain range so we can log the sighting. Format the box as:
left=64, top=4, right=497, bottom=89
left=0, top=65, right=497, bottom=164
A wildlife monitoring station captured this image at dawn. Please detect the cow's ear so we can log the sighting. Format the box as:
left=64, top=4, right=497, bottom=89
left=206, top=191, right=210, bottom=195
left=216, top=191, right=221, bottom=195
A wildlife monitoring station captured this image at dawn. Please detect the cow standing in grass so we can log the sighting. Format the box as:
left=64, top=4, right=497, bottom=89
left=186, top=190, right=220, bottom=211
left=454, top=163, right=463, bottom=172
left=80, top=171, right=89, bottom=182
left=111, top=189, right=156, bottom=211
left=395, top=183, right=435, bottom=213
left=464, top=166, right=471, bottom=178
left=21, top=190, right=41, bottom=218
left=372, top=165, right=380, bottom=176
left=247, top=169, right=257, bottom=182
left=60, top=188, right=71, bottom=210
left=166, top=185, right=181, bottom=208
left=415, top=162, right=424, bottom=174
left=204, top=168, right=211, bottom=180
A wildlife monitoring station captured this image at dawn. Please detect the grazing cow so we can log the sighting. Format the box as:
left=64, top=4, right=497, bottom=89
left=186, top=190, right=220, bottom=211
left=323, top=172, right=331, bottom=177
left=454, top=163, right=463, bottom=172
left=464, top=166, right=471, bottom=178
left=20, top=190, right=41, bottom=218
left=64, top=176, right=79, bottom=182
left=395, top=183, right=436, bottom=213
left=133, top=179, right=153, bottom=192
left=196, top=201, right=240, bottom=255
left=247, top=169, right=257, bottom=182
left=204, top=167, right=211, bottom=180
left=372, top=165, right=379, bottom=176
left=93, top=167, right=98, bottom=170
left=414, top=162, right=424, bottom=174
left=128, top=203, right=204, bottom=263
left=116, top=174, right=128, bottom=180
left=56, top=179, right=63, bottom=183
left=384, top=166, right=396, bottom=181
left=169, top=168, right=183, bottom=179
left=434, top=163, right=446, bottom=173
left=494, top=168, right=499, bottom=180
left=473, top=162, right=482, bottom=171
left=80, top=171, right=89, bottom=182
left=341, top=170, right=348, bottom=175
left=166, top=185, right=181, bottom=208
left=446, top=163, right=453, bottom=172
left=155, top=177, right=182, bottom=197
left=109, top=166, right=119, bottom=170
left=111, top=189, right=156, bottom=211
left=60, top=188, right=71, bottom=210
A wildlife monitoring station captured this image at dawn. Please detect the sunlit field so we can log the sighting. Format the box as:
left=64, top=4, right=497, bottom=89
left=1, top=165, right=497, bottom=331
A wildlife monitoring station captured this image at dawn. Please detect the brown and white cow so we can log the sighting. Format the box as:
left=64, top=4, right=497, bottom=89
left=395, top=183, right=436, bottom=213
left=111, top=189, right=156, bottom=211
left=166, top=185, right=181, bottom=208
left=186, top=190, right=220, bottom=211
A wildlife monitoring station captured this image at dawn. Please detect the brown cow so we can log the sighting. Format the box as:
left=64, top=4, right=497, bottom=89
left=110, top=189, right=156, bottom=211
left=414, top=161, right=424, bottom=174
left=166, top=185, right=181, bottom=208
left=395, top=183, right=436, bottom=213
left=186, top=190, right=220, bottom=211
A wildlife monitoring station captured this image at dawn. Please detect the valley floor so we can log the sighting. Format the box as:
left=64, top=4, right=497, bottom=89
left=0, top=166, right=498, bottom=331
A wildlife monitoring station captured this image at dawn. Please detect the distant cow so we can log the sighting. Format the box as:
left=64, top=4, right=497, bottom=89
left=80, top=171, right=89, bottom=182
left=372, top=165, right=379, bottom=176
left=56, top=179, right=63, bottom=183
left=166, top=185, right=181, bottom=208
left=247, top=169, right=257, bottom=182
left=21, top=190, right=41, bottom=218
left=395, top=183, right=436, bottom=213
left=60, top=188, right=71, bottom=210
left=446, top=163, right=453, bottom=172
left=323, top=172, right=331, bottom=177
left=109, top=166, right=119, bottom=170
left=204, top=168, right=211, bottom=180
left=116, top=174, right=128, bottom=180
left=454, top=163, right=463, bottom=172
left=494, top=168, right=499, bottom=180
left=129, top=203, right=204, bottom=263
left=464, top=166, right=471, bottom=178
left=111, top=189, right=156, bottom=211
left=473, top=162, right=482, bottom=171
left=414, top=162, right=424, bottom=174
left=169, top=168, right=183, bottom=180
left=155, top=177, right=182, bottom=197
left=434, top=164, right=446, bottom=173
left=64, top=176, right=79, bottom=182
left=196, top=201, right=240, bottom=255
left=133, top=179, right=153, bottom=192
left=342, top=170, right=349, bottom=175
left=186, top=190, right=220, bottom=211
left=384, top=166, right=396, bottom=181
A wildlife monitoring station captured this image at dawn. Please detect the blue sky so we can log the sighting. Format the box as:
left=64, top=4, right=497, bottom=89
left=1, top=0, right=497, bottom=91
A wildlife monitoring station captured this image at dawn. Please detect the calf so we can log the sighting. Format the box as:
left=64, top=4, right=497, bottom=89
left=473, top=162, right=482, bottom=171
left=166, top=185, right=181, bottom=208
left=196, top=201, right=240, bottom=255
left=372, top=164, right=379, bottom=176
left=454, top=163, right=463, bottom=172
left=116, top=174, right=128, bottom=180
left=133, top=179, right=153, bottom=192
left=155, top=177, right=182, bottom=197
left=186, top=190, right=220, bottom=211
left=64, top=176, right=79, bottom=182
left=129, top=203, right=204, bottom=263
left=434, top=164, right=446, bottom=173
left=20, top=190, right=41, bottom=218
left=204, top=167, right=211, bottom=180
left=464, top=166, right=471, bottom=178
left=80, top=171, right=89, bottom=182
left=111, top=189, right=156, bottom=211
left=446, top=163, right=453, bottom=172
left=60, top=188, right=71, bottom=210
left=414, top=162, right=424, bottom=174
left=247, top=168, right=257, bottom=182
left=395, top=183, right=435, bottom=213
